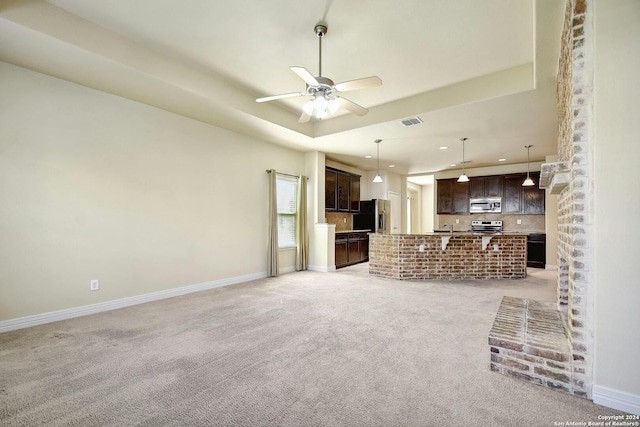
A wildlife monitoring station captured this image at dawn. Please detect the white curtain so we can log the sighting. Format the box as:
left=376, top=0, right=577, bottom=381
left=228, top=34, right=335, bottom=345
left=296, top=175, right=309, bottom=271
left=267, top=169, right=279, bottom=277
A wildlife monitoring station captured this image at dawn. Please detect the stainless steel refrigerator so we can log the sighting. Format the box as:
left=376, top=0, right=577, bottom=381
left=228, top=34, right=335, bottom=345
left=353, top=199, right=391, bottom=233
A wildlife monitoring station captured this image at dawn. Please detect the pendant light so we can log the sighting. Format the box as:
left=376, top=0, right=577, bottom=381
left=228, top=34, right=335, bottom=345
left=373, top=139, right=383, bottom=183
left=522, top=145, right=535, bottom=186
left=457, top=137, right=469, bottom=183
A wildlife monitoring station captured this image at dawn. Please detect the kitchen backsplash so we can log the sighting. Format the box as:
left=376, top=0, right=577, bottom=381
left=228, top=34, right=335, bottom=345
left=326, top=212, right=544, bottom=233
left=438, top=214, right=545, bottom=233
left=326, top=212, right=353, bottom=231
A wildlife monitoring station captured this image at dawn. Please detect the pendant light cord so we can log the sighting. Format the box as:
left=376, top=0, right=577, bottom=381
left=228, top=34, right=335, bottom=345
left=461, top=137, right=468, bottom=174
left=377, top=140, right=380, bottom=175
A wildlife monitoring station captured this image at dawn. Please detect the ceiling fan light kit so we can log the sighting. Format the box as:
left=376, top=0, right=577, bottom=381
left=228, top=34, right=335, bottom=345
left=256, top=24, right=382, bottom=122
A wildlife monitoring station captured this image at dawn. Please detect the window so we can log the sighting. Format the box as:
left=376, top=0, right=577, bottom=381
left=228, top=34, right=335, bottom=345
left=276, top=175, right=298, bottom=248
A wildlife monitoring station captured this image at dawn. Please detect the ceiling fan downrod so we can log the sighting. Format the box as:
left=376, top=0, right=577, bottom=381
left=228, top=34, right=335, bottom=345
left=315, top=24, right=327, bottom=78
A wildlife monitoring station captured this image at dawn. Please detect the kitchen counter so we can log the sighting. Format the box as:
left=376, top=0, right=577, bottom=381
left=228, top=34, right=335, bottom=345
left=369, top=233, right=527, bottom=280
left=335, top=229, right=372, bottom=234
left=426, top=231, right=531, bottom=236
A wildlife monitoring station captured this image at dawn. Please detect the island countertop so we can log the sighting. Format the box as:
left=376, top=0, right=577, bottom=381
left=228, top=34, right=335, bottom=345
left=369, top=233, right=527, bottom=280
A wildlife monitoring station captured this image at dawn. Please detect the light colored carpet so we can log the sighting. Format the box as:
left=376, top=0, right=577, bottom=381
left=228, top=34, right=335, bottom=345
left=0, top=264, right=625, bottom=426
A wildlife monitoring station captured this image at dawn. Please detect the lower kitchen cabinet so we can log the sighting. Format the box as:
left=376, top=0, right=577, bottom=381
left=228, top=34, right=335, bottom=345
left=335, top=232, right=369, bottom=268
left=527, top=233, right=546, bottom=268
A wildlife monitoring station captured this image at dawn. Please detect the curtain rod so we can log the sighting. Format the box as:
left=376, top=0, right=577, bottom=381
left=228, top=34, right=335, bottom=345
left=265, top=170, right=306, bottom=179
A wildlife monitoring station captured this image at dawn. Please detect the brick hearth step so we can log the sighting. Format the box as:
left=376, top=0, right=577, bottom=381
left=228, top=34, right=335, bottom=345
left=488, top=296, right=577, bottom=394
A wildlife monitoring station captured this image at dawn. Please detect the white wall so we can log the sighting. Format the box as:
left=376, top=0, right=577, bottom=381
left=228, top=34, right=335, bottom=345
left=593, top=0, right=640, bottom=399
left=421, top=183, right=435, bottom=233
left=407, top=183, right=421, bottom=234
left=0, top=62, right=306, bottom=321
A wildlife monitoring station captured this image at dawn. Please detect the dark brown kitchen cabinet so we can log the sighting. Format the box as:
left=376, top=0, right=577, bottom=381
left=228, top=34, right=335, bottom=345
left=470, top=176, right=503, bottom=198
left=485, top=176, right=503, bottom=197
left=337, top=172, right=350, bottom=211
left=436, top=179, right=453, bottom=214
left=325, top=168, right=337, bottom=211
left=350, top=177, right=360, bottom=212
left=358, top=236, right=369, bottom=261
left=335, top=235, right=349, bottom=268
left=440, top=173, right=544, bottom=215
left=503, top=172, right=545, bottom=215
left=523, top=173, right=544, bottom=214
left=326, top=167, right=361, bottom=213
left=503, top=175, right=524, bottom=214
left=527, top=233, right=546, bottom=268
left=437, top=179, right=469, bottom=214
left=469, top=178, right=484, bottom=199
left=335, top=231, right=369, bottom=268
left=348, top=239, right=360, bottom=263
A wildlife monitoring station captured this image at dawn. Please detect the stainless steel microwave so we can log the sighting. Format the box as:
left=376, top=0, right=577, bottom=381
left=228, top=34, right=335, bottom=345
left=469, top=197, right=502, bottom=213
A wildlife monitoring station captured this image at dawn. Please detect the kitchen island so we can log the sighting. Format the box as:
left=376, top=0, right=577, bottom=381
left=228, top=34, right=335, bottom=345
left=369, top=232, right=527, bottom=280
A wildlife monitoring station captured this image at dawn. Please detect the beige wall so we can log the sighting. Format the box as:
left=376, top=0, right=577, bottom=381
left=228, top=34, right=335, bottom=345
left=593, top=0, right=640, bottom=397
left=0, top=62, right=306, bottom=321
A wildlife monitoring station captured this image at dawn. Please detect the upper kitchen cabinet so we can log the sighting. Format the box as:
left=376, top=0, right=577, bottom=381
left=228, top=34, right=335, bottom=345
left=325, top=167, right=361, bottom=213
left=470, top=176, right=503, bottom=198
left=436, top=178, right=469, bottom=214
left=503, top=172, right=545, bottom=214
left=337, top=171, right=350, bottom=211
left=325, top=168, right=338, bottom=211
left=502, top=174, right=524, bottom=214
left=522, top=173, right=544, bottom=214
left=438, top=173, right=544, bottom=215
left=350, top=176, right=360, bottom=212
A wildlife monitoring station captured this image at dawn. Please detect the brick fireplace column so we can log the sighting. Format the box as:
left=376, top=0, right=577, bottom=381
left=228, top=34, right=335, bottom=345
left=555, top=0, right=595, bottom=399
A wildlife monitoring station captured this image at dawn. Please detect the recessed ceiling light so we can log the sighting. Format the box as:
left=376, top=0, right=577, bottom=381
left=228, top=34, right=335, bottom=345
left=450, top=163, right=457, bottom=167
left=498, top=158, right=507, bottom=162
left=365, top=155, right=372, bottom=158
left=439, top=146, right=448, bottom=150
left=389, top=164, right=396, bottom=168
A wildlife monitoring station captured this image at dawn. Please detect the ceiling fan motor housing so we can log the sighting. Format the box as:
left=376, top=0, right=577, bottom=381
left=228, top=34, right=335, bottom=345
left=306, top=76, right=335, bottom=97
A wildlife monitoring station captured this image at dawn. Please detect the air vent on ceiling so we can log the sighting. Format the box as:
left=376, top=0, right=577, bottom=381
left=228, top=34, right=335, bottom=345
left=400, top=117, right=423, bottom=127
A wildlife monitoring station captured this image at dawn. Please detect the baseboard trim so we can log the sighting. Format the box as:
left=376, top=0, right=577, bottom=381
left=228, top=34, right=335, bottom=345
left=593, top=385, right=640, bottom=415
left=0, top=272, right=267, bottom=333
left=308, top=264, right=336, bottom=272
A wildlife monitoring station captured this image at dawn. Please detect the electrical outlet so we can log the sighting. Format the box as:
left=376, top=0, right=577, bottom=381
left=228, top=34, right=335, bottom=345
left=517, top=219, right=522, bottom=225
left=455, top=219, right=460, bottom=224
left=90, top=279, right=99, bottom=291
left=419, top=244, right=425, bottom=252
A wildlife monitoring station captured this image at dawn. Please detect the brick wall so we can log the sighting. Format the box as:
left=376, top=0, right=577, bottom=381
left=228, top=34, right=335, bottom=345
left=369, top=234, right=526, bottom=280
left=556, top=0, right=594, bottom=398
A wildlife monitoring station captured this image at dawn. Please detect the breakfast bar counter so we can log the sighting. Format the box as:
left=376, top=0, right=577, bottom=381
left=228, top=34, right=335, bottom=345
left=369, top=232, right=527, bottom=280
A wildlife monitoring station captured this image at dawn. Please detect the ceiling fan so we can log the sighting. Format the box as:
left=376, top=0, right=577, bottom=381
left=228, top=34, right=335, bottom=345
left=256, top=24, right=382, bottom=123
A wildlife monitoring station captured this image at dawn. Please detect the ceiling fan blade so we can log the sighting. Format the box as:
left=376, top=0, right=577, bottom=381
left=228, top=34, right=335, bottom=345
left=336, top=97, right=369, bottom=116
left=334, top=76, right=382, bottom=92
left=290, top=66, right=320, bottom=87
left=256, top=92, right=306, bottom=103
left=298, top=111, right=312, bottom=123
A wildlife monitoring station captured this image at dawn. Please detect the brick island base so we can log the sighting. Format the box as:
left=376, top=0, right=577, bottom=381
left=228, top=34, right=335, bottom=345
left=368, top=233, right=527, bottom=280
